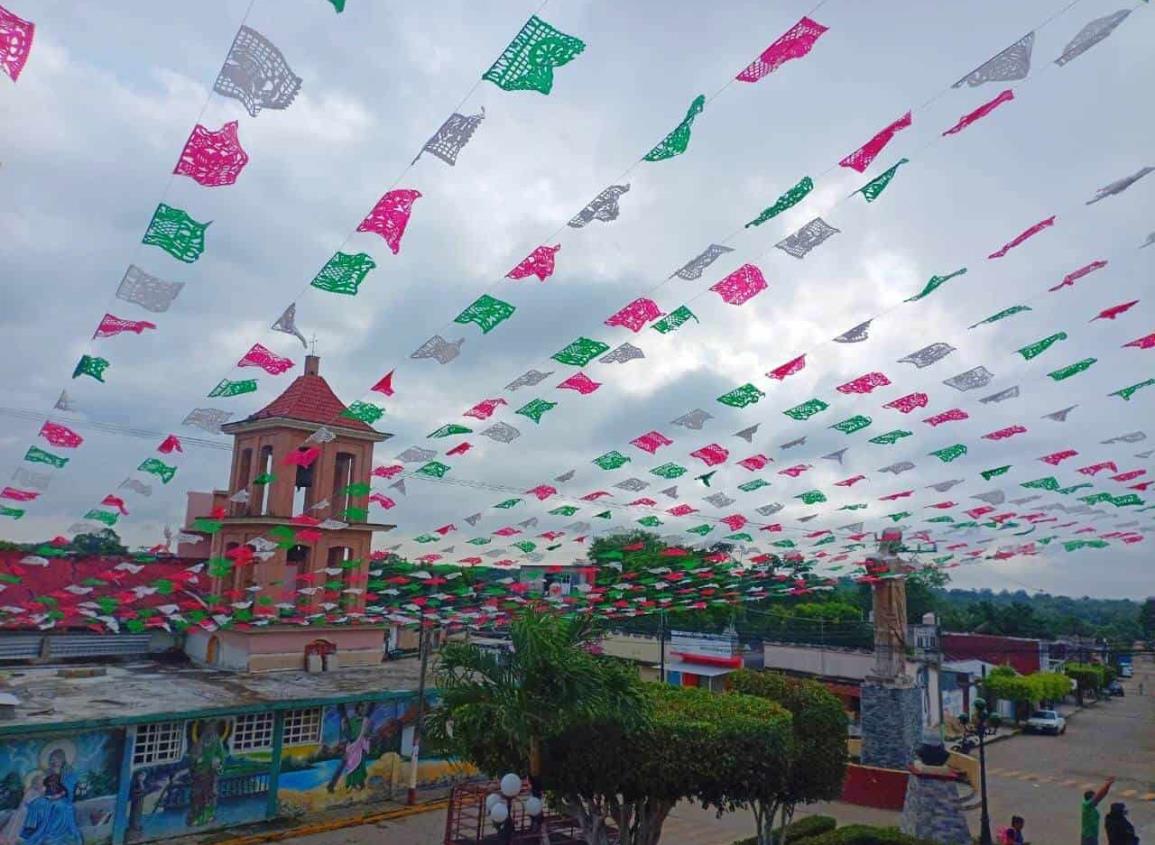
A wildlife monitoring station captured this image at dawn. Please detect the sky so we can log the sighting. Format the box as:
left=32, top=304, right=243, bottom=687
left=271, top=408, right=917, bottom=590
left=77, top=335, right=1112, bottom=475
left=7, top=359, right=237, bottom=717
left=1, top=0, right=1153, bottom=598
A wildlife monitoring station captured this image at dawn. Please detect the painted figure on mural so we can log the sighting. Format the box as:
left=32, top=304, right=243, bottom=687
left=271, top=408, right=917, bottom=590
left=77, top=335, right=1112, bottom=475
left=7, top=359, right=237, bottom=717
left=1, top=746, right=82, bottom=845
left=185, top=721, right=228, bottom=827
left=326, top=703, right=376, bottom=793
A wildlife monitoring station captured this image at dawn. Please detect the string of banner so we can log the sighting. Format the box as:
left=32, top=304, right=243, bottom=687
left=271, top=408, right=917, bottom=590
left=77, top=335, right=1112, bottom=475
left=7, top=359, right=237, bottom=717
left=384, top=227, right=1155, bottom=562
left=65, top=3, right=1155, bottom=544
left=4, top=1, right=1150, bottom=554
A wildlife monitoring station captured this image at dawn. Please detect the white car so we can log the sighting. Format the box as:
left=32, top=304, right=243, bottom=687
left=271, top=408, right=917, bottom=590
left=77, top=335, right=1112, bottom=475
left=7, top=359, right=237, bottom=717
left=1025, top=709, right=1066, bottom=735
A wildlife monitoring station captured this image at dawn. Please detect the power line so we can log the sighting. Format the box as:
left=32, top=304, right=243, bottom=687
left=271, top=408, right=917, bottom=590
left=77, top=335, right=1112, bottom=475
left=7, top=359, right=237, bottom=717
left=0, top=406, right=231, bottom=452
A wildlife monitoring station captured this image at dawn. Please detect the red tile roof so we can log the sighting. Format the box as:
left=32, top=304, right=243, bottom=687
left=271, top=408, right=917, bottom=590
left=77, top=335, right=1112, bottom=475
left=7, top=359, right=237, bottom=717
left=244, top=372, right=376, bottom=432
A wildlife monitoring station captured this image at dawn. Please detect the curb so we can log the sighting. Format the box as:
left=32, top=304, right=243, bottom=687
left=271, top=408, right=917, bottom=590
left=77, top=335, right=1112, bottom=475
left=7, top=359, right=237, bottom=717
left=982, top=728, right=1019, bottom=746
left=205, top=798, right=450, bottom=845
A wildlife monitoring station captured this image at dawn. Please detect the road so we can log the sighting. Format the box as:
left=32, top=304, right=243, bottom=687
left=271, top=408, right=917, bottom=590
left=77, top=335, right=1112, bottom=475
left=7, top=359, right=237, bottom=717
left=658, top=654, right=1155, bottom=844
left=976, top=652, right=1154, bottom=844
left=265, top=653, right=1154, bottom=845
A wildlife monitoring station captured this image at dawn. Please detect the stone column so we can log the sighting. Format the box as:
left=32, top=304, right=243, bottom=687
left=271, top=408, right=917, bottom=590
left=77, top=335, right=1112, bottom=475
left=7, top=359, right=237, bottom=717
left=860, top=681, right=923, bottom=769
left=900, top=765, right=972, bottom=845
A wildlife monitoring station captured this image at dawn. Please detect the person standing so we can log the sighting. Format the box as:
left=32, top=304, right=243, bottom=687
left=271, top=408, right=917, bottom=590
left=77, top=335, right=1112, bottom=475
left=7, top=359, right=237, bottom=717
left=1082, top=777, right=1116, bottom=845
left=1104, top=803, right=1138, bottom=845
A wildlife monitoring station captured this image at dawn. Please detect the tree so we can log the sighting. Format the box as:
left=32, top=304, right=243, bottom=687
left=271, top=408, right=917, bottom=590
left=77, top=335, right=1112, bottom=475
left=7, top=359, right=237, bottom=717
left=729, top=670, right=848, bottom=845
left=588, top=530, right=664, bottom=562
left=1064, top=662, right=1105, bottom=705
left=70, top=529, right=128, bottom=555
left=936, top=588, right=1143, bottom=644
left=1140, top=597, right=1155, bottom=642
left=427, top=606, right=647, bottom=828
left=983, top=667, right=1070, bottom=720
left=544, top=685, right=792, bottom=845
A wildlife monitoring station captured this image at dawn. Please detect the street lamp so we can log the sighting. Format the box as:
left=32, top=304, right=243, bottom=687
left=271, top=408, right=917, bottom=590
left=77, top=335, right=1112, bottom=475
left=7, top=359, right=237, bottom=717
left=958, top=698, right=1002, bottom=845
left=486, top=773, right=543, bottom=843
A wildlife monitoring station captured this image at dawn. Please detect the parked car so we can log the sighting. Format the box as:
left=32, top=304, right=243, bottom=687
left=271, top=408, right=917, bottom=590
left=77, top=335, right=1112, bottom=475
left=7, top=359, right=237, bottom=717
left=1107, top=680, right=1125, bottom=697
left=1025, top=709, right=1066, bottom=735
left=1119, top=664, right=1133, bottom=678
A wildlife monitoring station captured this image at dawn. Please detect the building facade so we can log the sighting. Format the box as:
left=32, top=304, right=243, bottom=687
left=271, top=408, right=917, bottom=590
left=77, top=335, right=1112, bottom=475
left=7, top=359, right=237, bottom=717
left=181, top=356, right=395, bottom=672
left=0, top=689, right=452, bottom=845
left=940, top=632, right=1046, bottom=676
left=599, top=629, right=763, bottom=690
left=761, top=636, right=942, bottom=733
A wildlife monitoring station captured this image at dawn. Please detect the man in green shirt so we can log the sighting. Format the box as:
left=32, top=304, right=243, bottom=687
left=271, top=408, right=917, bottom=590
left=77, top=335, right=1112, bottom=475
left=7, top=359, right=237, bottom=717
left=1081, top=777, right=1115, bottom=845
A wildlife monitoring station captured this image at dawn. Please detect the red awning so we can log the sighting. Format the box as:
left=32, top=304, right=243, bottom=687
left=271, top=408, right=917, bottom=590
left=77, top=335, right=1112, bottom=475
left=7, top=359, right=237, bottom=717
left=824, top=682, right=862, bottom=699
left=669, top=651, right=742, bottom=668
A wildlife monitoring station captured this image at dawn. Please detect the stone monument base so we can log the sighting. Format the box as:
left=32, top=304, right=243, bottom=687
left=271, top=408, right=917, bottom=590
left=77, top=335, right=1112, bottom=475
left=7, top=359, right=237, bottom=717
left=860, top=680, right=922, bottom=769
left=900, top=764, right=972, bottom=845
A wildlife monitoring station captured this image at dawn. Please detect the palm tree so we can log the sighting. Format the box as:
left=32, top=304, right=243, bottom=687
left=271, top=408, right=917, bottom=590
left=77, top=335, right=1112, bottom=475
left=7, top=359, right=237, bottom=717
left=427, top=606, right=648, bottom=831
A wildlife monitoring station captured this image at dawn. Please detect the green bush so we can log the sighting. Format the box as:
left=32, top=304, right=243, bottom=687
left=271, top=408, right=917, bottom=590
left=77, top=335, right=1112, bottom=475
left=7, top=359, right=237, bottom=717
left=983, top=668, right=1071, bottom=711
left=730, top=814, right=837, bottom=845
left=776, top=815, right=838, bottom=844
left=1066, top=662, right=1106, bottom=692
left=804, top=825, right=939, bottom=845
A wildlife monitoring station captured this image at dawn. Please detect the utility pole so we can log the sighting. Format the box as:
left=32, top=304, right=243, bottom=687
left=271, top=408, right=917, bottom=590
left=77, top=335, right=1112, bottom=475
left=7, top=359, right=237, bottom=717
left=407, top=623, right=432, bottom=805
left=977, top=664, right=993, bottom=845
left=935, top=617, right=945, bottom=730
left=658, top=609, right=667, bottom=684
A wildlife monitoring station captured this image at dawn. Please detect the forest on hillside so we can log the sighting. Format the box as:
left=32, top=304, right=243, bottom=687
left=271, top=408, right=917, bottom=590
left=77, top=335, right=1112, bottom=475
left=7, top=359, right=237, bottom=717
left=590, top=531, right=1152, bottom=648
left=611, top=581, right=1150, bottom=649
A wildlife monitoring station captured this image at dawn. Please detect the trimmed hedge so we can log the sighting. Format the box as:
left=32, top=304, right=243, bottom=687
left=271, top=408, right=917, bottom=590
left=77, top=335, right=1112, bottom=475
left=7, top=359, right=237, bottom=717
left=776, top=816, right=838, bottom=844
left=730, top=815, right=837, bottom=845
left=805, top=825, right=940, bottom=845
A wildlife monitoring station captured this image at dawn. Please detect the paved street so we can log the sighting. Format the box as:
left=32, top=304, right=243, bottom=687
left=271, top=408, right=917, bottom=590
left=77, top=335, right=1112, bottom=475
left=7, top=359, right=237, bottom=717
left=267, top=654, right=1154, bottom=845
left=975, top=652, right=1155, bottom=844
left=660, top=654, right=1155, bottom=845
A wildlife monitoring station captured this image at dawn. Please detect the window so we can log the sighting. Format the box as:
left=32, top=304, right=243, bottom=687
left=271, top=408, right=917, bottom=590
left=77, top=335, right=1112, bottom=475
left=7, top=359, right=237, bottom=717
left=332, top=451, right=356, bottom=514
left=235, top=448, right=252, bottom=516
left=232, top=713, right=274, bottom=751
left=133, top=721, right=184, bottom=766
left=283, top=708, right=323, bottom=746
left=294, top=448, right=315, bottom=490
left=327, top=547, right=357, bottom=608
left=253, top=445, right=273, bottom=516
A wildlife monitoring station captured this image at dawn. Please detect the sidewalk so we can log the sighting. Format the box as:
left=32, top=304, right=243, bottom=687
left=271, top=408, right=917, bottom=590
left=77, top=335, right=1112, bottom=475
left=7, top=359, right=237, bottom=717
left=165, top=787, right=455, bottom=845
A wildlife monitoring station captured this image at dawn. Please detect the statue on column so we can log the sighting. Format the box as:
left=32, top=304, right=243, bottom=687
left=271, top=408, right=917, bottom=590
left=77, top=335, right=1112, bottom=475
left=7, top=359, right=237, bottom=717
left=866, top=528, right=915, bottom=683
left=859, top=528, right=925, bottom=770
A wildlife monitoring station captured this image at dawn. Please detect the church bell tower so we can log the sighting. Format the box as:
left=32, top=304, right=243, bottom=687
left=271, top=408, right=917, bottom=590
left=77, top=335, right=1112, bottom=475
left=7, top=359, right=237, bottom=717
left=184, top=355, right=395, bottom=672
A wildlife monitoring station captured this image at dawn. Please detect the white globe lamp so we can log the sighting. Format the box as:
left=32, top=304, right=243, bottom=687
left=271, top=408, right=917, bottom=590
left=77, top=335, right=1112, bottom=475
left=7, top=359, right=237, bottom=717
left=500, top=772, right=522, bottom=798
left=489, top=801, right=509, bottom=824
left=524, top=796, right=543, bottom=817
left=485, top=792, right=502, bottom=812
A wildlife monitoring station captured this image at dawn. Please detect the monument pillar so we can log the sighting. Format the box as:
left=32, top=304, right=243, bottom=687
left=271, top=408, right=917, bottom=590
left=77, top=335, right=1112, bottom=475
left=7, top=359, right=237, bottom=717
left=901, top=729, right=972, bottom=845
left=859, top=529, right=923, bottom=769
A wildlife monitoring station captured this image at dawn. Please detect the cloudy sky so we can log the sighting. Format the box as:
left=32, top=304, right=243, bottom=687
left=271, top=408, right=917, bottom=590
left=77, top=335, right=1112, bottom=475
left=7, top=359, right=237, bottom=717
left=2, top=0, right=1153, bottom=598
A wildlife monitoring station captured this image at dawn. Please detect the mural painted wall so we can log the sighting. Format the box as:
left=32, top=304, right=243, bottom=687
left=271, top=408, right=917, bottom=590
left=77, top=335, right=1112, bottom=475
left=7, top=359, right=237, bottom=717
left=126, top=718, right=270, bottom=843
left=0, top=693, right=473, bottom=845
left=275, top=697, right=460, bottom=818
left=0, top=730, right=123, bottom=845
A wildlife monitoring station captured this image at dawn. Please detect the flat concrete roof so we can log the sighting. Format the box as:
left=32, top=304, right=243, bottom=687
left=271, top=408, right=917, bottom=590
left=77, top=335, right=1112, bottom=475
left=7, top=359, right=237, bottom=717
left=0, top=657, right=424, bottom=735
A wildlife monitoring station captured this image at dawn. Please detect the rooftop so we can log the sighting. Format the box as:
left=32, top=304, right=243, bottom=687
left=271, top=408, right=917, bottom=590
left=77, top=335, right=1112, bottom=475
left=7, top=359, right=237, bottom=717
left=0, top=657, right=423, bottom=734
left=226, top=355, right=380, bottom=435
